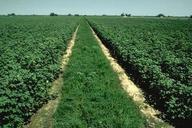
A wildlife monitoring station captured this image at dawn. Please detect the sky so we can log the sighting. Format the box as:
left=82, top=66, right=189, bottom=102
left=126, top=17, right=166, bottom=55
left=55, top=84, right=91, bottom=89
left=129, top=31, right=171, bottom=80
left=0, top=0, right=191, bottom=16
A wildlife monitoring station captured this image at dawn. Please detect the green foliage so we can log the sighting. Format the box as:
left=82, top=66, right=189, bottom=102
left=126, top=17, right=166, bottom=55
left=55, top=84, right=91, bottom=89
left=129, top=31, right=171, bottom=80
left=88, top=17, right=192, bottom=122
left=121, top=13, right=131, bottom=17
left=125, top=13, right=131, bottom=17
left=68, top=13, right=72, bottom=16
left=50, top=12, right=58, bottom=16
left=0, top=16, right=80, bottom=127
left=121, top=13, right=125, bottom=16
left=7, top=13, right=15, bottom=16
left=157, top=13, right=165, bottom=17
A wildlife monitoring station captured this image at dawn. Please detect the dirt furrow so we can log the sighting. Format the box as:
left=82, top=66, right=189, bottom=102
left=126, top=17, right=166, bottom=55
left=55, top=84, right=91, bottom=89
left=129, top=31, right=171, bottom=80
left=90, top=26, right=173, bottom=128
left=25, top=25, right=79, bottom=128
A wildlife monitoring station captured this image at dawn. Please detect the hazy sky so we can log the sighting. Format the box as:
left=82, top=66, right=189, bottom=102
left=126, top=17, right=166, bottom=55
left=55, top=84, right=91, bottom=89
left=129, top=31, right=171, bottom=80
left=0, top=0, right=191, bottom=16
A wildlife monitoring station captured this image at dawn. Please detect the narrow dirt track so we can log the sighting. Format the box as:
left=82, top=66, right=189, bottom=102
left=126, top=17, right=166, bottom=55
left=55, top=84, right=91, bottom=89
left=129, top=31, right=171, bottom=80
left=25, top=26, right=79, bottom=128
left=89, top=26, right=173, bottom=128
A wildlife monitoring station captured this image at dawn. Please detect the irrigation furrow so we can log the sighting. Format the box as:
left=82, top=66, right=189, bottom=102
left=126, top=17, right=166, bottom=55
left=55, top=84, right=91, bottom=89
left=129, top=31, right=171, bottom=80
left=89, top=25, right=173, bottom=128
left=25, top=25, right=79, bottom=128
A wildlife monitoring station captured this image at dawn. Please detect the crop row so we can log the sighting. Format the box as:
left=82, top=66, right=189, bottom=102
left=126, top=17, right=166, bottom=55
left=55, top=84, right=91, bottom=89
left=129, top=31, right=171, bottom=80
left=88, top=17, right=192, bottom=125
left=0, top=16, right=80, bottom=127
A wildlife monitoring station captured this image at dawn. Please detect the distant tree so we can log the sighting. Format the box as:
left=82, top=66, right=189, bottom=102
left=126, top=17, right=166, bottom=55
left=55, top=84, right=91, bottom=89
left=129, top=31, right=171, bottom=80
left=190, top=15, right=192, bottom=18
left=121, top=13, right=125, bottom=16
left=68, top=13, right=72, bottom=16
left=102, top=14, right=107, bottom=16
left=125, top=13, right=131, bottom=17
left=50, top=13, right=54, bottom=16
left=8, top=13, right=15, bottom=16
left=157, top=13, right=165, bottom=17
left=50, top=12, right=58, bottom=16
left=74, top=14, right=80, bottom=16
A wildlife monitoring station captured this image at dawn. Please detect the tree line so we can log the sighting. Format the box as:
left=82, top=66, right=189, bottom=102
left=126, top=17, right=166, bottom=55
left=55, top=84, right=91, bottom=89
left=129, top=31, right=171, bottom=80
left=4, top=13, right=192, bottom=18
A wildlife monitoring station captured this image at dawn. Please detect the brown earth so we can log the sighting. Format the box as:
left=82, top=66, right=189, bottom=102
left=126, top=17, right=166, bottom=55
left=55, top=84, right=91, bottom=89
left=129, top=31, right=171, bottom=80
left=24, top=26, right=79, bottom=128
left=90, top=26, right=173, bottom=128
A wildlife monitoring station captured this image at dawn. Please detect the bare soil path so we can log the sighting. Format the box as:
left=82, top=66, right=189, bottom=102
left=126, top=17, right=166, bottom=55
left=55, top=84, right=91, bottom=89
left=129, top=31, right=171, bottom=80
left=24, top=26, right=79, bottom=128
left=90, top=26, right=173, bottom=128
